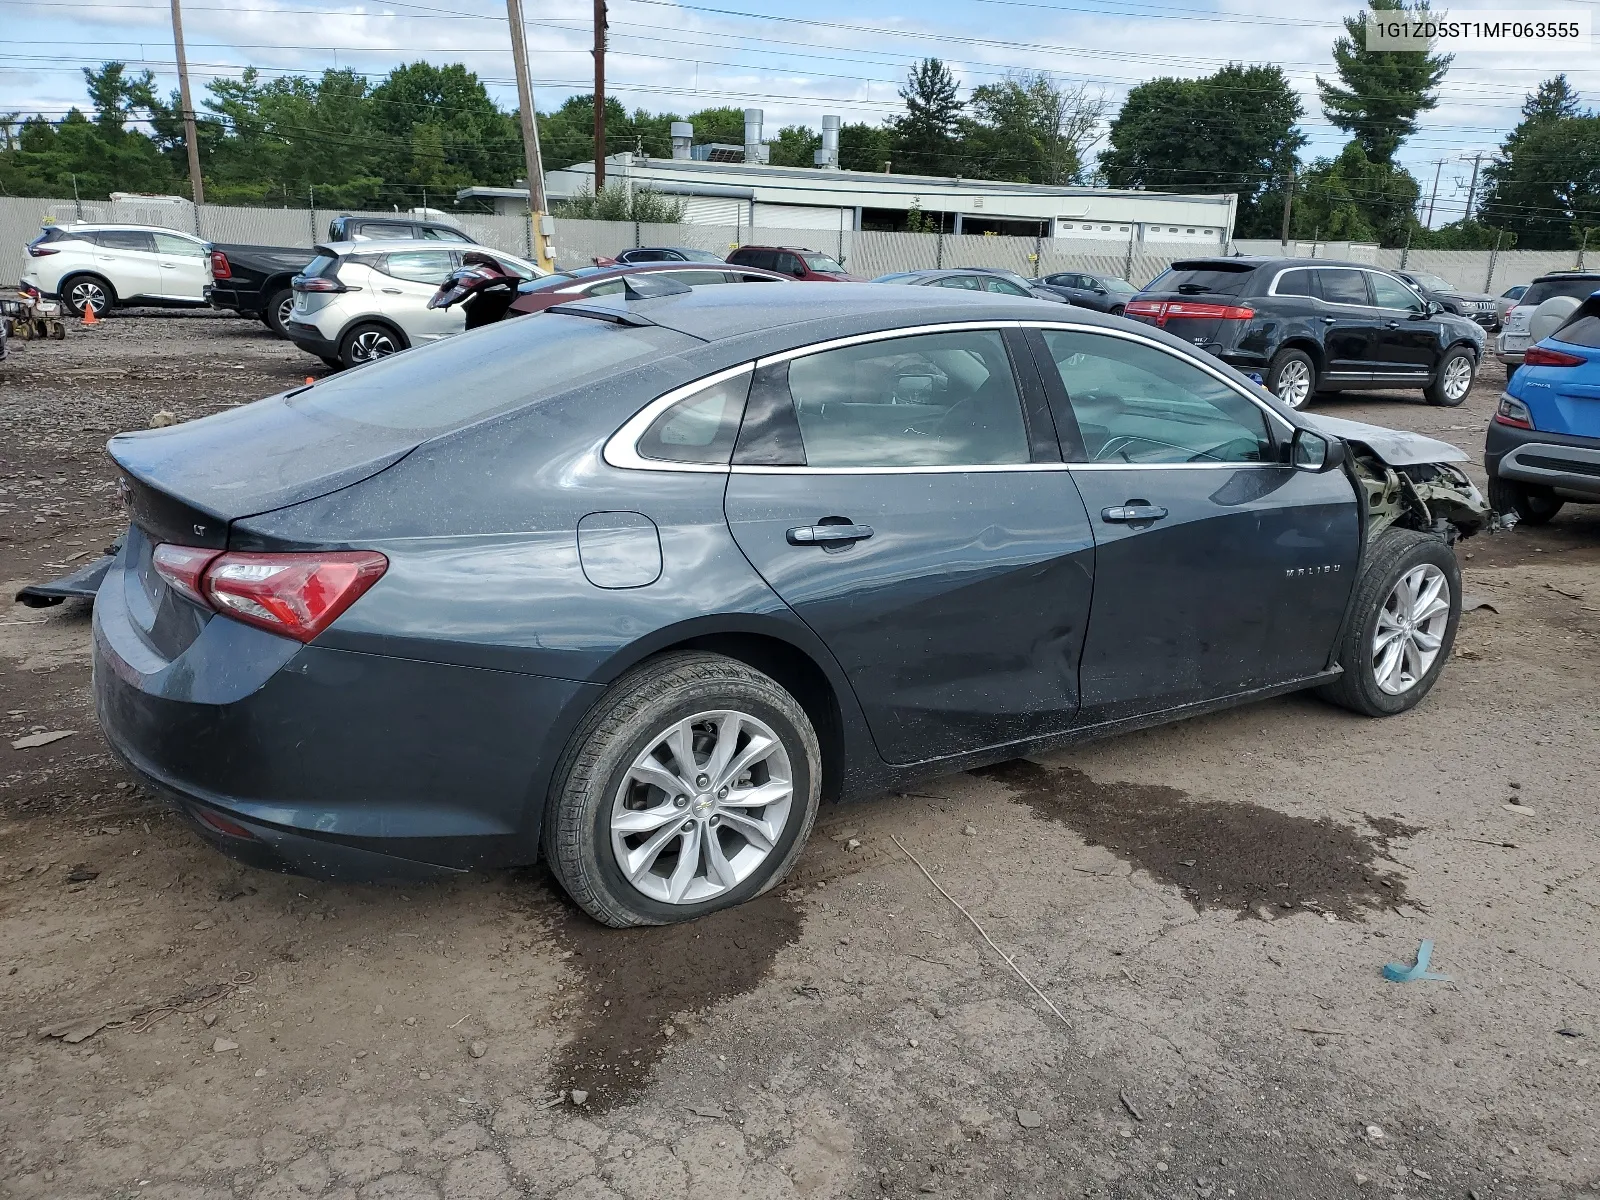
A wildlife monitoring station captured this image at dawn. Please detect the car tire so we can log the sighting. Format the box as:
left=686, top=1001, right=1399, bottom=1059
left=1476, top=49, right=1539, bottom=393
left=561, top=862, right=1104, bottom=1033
left=543, top=651, right=822, bottom=928
left=262, top=287, right=295, bottom=338
left=1488, top=476, right=1564, bottom=525
left=1425, top=347, right=1475, bottom=407
left=1316, top=529, right=1461, bottom=718
left=1267, top=348, right=1317, bottom=409
left=338, top=322, right=405, bottom=369
left=1505, top=365, right=1518, bottom=386
left=60, top=274, right=116, bottom=318
left=1110, top=304, right=1125, bottom=317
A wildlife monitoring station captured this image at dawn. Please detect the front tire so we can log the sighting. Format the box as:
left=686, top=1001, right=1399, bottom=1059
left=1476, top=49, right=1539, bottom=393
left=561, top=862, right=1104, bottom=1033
left=339, top=322, right=405, bottom=369
left=1488, top=476, right=1564, bottom=525
left=1317, top=529, right=1461, bottom=717
left=60, top=274, right=115, bottom=318
left=262, top=287, right=295, bottom=338
left=1267, top=348, right=1317, bottom=409
left=544, top=652, right=821, bottom=928
left=1426, top=347, right=1475, bottom=407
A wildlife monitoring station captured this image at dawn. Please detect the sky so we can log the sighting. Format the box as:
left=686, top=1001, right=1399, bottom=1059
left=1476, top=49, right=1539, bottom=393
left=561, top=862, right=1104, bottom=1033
left=2, top=0, right=1597, bottom=224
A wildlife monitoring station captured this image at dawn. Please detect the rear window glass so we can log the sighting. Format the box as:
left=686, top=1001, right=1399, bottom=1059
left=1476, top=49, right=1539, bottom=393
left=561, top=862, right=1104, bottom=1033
left=286, top=315, right=696, bottom=434
left=638, top=372, right=750, bottom=463
left=1149, top=263, right=1255, bottom=297
left=1275, top=269, right=1318, bottom=298
left=303, top=254, right=341, bottom=280
left=1555, top=299, right=1600, bottom=348
left=1523, top=277, right=1600, bottom=306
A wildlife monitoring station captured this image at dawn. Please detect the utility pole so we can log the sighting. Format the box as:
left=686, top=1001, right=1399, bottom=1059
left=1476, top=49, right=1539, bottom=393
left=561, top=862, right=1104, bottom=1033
left=1461, top=151, right=1484, bottom=224
left=169, top=0, right=205, bottom=206
left=592, top=0, right=607, bottom=190
left=1424, top=159, right=1444, bottom=228
left=505, top=0, right=554, bottom=272
left=1279, top=169, right=1296, bottom=249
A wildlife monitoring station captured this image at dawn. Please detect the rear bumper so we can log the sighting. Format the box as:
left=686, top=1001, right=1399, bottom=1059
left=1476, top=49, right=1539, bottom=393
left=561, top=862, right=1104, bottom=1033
left=285, top=320, right=340, bottom=359
left=92, top=545, right=602, bottom=881
left=208, top=282, right=264, bottom=315
left=1485, top=419, right=1600, bottom=500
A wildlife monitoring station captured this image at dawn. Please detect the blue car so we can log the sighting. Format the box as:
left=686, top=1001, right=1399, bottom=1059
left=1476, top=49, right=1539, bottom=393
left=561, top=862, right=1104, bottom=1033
left=1486, top=292, right=1600, bottom=523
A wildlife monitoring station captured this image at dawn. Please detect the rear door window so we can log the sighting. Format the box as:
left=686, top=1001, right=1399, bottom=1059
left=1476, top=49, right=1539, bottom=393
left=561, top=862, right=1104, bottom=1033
left=357, top=222, right=420, bottom=240
left=785, top=330, right=1030, bottom=467
left=94, top=230, right=157, bottom=252
left=936, top=274, right=982, bottom=291
left=661, top=269, right=732, bottom=286
left=1316, top=269, right=1371, bottom=307
left=1041, top=330, right=1273, bottom=464
left=983, top=277, right=1031, bottom=296
left=382, top=250, right=457, bottom=284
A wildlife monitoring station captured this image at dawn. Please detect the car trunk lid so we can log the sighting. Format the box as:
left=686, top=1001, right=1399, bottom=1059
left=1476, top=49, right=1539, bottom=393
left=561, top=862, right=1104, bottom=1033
left=1126, top=260, right=1260, bottom=349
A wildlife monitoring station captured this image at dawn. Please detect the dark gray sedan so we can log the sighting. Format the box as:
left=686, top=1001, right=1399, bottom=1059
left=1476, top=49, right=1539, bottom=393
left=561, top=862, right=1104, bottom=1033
left=94, top=284, right=1488, bottom=926
left=1033, top=270, right=1139, bottom=314
left=872, top=268, right=1066, bottom=302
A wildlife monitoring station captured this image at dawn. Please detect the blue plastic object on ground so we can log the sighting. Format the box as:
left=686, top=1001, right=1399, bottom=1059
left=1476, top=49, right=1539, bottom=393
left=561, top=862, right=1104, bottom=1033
left=1383, top=939, right=1452, bottom=983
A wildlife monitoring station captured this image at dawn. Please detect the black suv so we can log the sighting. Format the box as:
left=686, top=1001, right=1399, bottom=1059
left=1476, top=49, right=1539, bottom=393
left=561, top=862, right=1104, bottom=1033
left=1127, top=257, right=1487, bottom=410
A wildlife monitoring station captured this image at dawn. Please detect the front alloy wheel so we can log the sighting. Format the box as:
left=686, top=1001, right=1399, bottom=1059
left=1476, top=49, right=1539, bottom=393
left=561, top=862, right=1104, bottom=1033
left=1372, top=564, right=1451, bottom=695
left=610, top=711, right=793, bottom=905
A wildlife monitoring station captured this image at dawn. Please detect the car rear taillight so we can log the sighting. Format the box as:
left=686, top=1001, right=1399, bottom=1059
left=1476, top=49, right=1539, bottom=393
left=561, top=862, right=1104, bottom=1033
left=209, top=250, right=232, bottom=279
left=202, top=551, right=388, bottom=642
left=1164, top=301, right=1254, bottom=320
left=192, top=806, right=257, bottom=839
left=152, top=543, right=220, bottom=606
left=28, top=245, right=59, bottom=257
left=153, top=544, right=387, bottom=641
left=1522, top=345, right=1584, bottom=368
left=1494, top=395, right=1534, bottom=429
left=1125, top=299, right=1164, bottom=320
left=294, top=276, right=345, bottom=293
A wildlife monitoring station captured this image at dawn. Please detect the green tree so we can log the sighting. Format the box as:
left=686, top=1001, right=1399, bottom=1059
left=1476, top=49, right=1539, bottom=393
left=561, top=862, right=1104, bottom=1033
left=367, top=62, right=520, bottom=192
left=1316, top=0, right=1450, bottom=165
left=768, top=124, right=822, bottom=168
left=892, top=58, right=962, bottom=176
left=81, top=62, right=157, bottom=135
left=553, top=185, right=684, bottom=221
left=1101, top=64, right=1305, bottom=237
left=685, top=106, right=750, bottom=148
left=839, top=122, right=892, bottom=172
left=1290, top=141, right=1420, bottom=244
left=960, top=73, right=1105, bottom=184
left=1478, top=79, right=1600, bottom=250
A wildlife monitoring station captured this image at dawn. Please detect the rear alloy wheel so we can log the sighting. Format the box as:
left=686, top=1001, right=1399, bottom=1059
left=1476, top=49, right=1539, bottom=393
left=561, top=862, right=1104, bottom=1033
left=263, top=287, right=295, bottom=338
left=1267, top=348, right=1317, bottom=409
left=1426, top=347, right=1475, bottom=406
left=339, top=322, right=404, bottom=368
left=1316, top=529, right=1461, bottom=717
left=544, top=651, right=821, bottom=927
left=61, top=275, right=114, bottom=318
left=1488, top=476, right=1564, bottom=525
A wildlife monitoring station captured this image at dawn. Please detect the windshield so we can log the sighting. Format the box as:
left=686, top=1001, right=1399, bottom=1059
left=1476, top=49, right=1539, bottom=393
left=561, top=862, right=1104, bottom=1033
left=286, top=313, right=696, bottom=434
left=1411, top=273, right=1457, bottom=293
left=801, top=252, right=846, bottom=273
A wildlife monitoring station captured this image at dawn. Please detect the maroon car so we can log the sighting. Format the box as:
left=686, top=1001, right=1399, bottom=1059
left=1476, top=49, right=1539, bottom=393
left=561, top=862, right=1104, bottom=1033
left=507, top=262, right=790, bottom=315
left=726, top=245, right=860, bottom=282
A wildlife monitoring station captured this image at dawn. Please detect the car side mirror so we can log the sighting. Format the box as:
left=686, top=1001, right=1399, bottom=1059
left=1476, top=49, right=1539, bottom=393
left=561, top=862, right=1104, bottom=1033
left=791, top=265, right=806, bottom=278
left=1290, top=428, right=1347, bottom=473
left=1092, top=286, right=1106, bottom=294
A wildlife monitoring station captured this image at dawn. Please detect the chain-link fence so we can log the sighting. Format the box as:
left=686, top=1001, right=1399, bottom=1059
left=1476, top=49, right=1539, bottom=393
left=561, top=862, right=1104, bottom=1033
left=3, top=195, right=1593, bottom=300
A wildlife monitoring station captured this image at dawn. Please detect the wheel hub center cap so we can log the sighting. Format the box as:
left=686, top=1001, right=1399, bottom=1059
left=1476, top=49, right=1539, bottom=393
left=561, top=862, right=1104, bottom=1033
left=691, top=794, right=715, bottom=816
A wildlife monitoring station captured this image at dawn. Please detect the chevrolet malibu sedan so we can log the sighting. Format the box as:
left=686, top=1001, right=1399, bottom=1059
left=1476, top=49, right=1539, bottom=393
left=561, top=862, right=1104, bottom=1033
left=94, top=285, right=1488, bottom=927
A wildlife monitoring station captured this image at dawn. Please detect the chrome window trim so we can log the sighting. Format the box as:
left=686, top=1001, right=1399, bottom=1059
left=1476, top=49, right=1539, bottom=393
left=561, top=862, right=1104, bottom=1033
left=1267, top=266, right=1318, bottom=300
left=1268, top=264, right=1372, bottom=309
left=602, top=363, right=755, bottom=473
left=610, top=318, right=1297, bottom=474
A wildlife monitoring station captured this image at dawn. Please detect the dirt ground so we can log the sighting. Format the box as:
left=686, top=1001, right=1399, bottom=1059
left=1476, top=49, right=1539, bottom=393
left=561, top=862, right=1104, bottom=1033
left=2, top=310, right=1598, bottom=1200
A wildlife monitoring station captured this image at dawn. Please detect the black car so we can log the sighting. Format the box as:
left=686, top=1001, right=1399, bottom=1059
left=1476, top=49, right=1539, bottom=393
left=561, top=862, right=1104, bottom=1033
left=871, top=268, right=1066, bottom=302
left=1032, top=271, right=1138, bottom=314
left=1393, top=269, right=1497, bottom=330
left=210, top=219, right=480, bottom=336
left=1128, top=257, right=1487, bottom=410
left=94, top=284, right=1487, bottom=926
left=611, top=247, right=727, bottom=265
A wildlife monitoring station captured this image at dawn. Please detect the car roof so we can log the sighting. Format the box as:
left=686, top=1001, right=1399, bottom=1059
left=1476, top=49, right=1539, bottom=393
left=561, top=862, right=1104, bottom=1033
left=1531, top=271, right=1600, bottom=281
left=314, top=239, right=524, bottom=258
left=49, top=223, right=201, bottom=235
left=733, top=244, right=818, bottom=253
left=1166, top=256, right=1378, bottom=271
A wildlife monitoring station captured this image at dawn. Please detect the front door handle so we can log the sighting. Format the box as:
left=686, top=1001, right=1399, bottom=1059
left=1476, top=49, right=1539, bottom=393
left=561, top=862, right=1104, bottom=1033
left=1101, top=504, right=1169, bottom=523
left=1321, top=316, right=1337, bottom=324
left=1385, top=320, right=1400, bottom=329
left=382, top=287, right=403, bottom=295
left=787, top=524, right=874, bottom=546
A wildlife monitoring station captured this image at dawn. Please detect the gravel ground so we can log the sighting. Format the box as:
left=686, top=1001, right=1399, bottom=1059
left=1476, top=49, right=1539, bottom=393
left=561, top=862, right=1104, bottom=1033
left=1, top=310, right=1598, bottom=1200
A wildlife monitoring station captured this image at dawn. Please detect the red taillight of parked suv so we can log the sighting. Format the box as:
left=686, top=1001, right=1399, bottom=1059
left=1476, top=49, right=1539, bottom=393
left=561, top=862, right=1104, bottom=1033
left=1522, top=345, right=1584, bottom=368
left=209, top=250, right=232, bottom=279
left=1124, top=299, right=1253, bottom=327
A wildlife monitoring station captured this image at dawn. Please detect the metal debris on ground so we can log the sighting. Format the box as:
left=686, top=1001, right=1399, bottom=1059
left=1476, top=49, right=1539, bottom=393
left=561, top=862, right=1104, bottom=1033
left=11, top=730, right=75, bottom=749
left=1382, top=940, right=1452, bottom=983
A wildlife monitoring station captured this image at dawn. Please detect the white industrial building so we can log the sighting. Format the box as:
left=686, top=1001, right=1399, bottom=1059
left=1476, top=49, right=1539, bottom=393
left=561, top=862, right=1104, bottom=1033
left=457, top=109, right=1237, bottom=248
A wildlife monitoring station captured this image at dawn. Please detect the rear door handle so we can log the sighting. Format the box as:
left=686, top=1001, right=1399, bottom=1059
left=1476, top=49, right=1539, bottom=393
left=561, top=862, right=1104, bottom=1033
left=1321, top=316, right=1337, bottom=324
left=382, top=287, right=403, bottom=295
left=1385, top=320, right=1400, bottom=329
left=1101, top=505, right=1168, bottom=523
left=787, top=524, right=874, bottom=546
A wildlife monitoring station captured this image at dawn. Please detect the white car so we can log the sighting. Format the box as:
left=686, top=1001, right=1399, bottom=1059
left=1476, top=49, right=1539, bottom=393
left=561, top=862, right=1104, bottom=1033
left=282, top=240, right=543, bottom=369
left=1497, top=272, right=1600, bottom=376
left=22, top=223, right=211, bottom=316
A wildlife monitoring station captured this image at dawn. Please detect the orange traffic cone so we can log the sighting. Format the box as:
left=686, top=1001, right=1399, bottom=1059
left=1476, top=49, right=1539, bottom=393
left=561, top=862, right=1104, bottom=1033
left=81, top=301, right=98, bottom=325
left=305, top=376, right=315, bottom=385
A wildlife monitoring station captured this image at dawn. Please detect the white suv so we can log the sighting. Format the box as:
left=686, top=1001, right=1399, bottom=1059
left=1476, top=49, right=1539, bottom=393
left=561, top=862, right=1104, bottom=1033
left=22, top=223, right=212, bottom=316
left=282, top=241, right=543, bottom=369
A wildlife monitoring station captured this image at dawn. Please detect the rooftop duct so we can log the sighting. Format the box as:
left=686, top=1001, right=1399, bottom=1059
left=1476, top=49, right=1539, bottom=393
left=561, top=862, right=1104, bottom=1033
left=670, top=121, right=693, bottom=160
left=814, top=114, right=841, bottom=169
left=743, top=108, right=768, bottom=164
